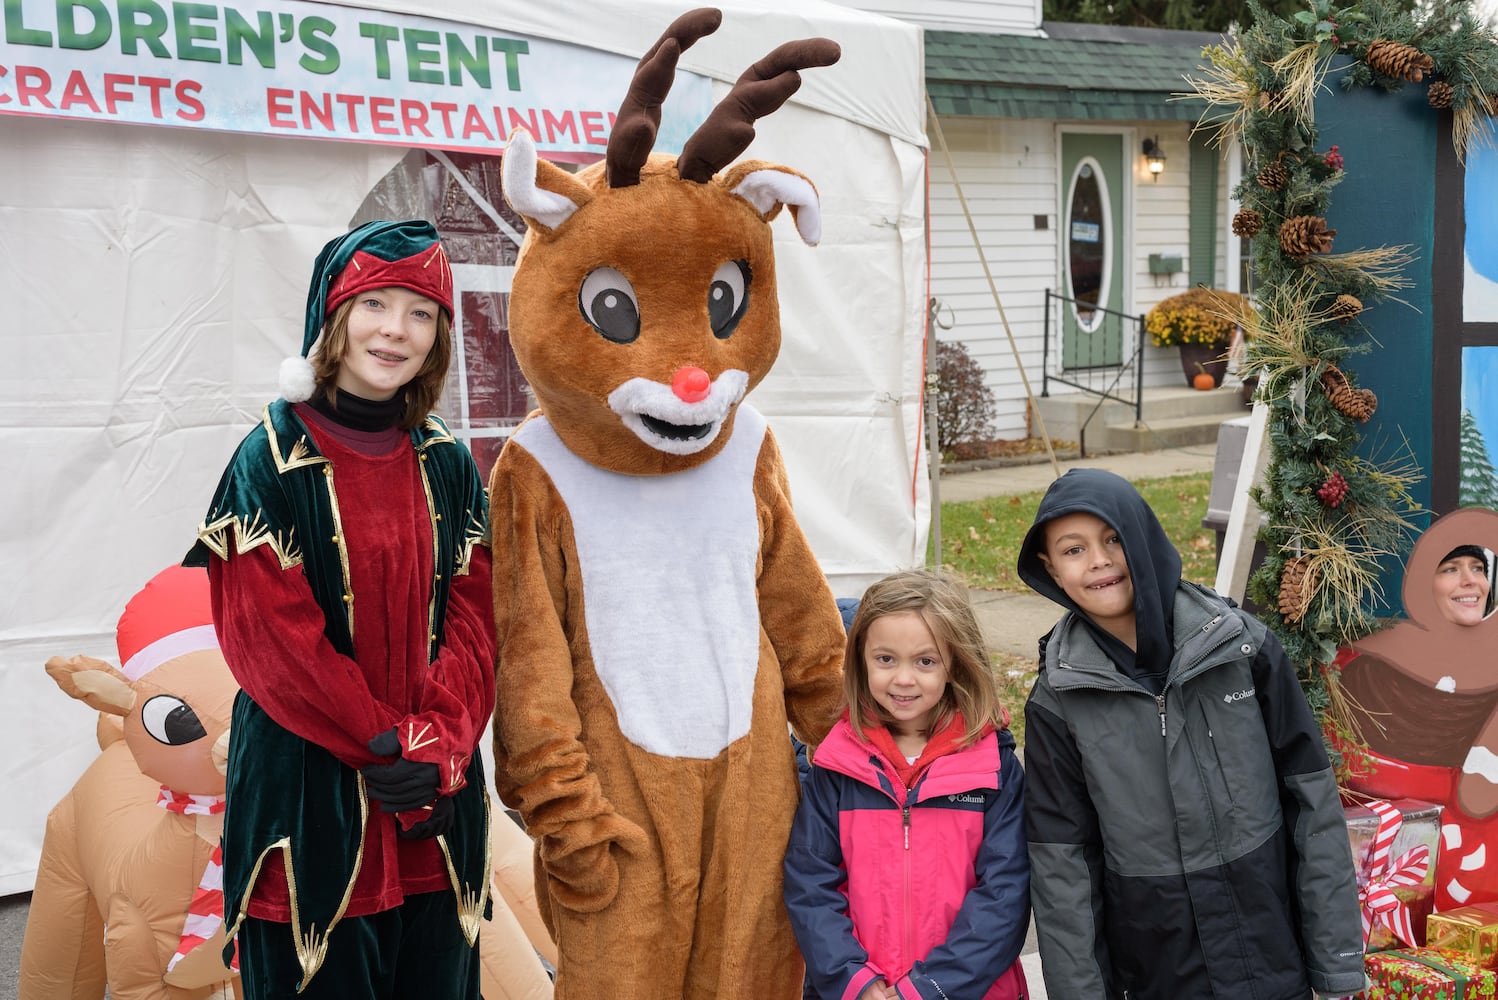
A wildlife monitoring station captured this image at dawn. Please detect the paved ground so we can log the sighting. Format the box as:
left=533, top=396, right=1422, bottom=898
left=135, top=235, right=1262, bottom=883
left=0, top=443, right=1221, bottom=1000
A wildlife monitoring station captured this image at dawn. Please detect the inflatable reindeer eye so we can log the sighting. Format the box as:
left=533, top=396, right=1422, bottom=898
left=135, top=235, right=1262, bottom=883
left=579, top=267, right=641, bottom=344
left=708, top=260, right=751, bottom=340
left=141, top=694, right=208, bottom=746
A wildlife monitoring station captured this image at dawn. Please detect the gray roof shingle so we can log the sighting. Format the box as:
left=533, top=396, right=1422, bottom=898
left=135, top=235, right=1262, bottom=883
left=926, top=26, right=1217, bottom=122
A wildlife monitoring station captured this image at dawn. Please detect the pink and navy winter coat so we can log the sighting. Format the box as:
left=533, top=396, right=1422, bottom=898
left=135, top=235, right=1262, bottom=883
left=784, top=717, right=1030, bottom=1000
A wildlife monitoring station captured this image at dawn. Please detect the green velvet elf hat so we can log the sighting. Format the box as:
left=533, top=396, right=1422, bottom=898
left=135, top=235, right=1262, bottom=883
left=279, top=219, right=454, bottom=402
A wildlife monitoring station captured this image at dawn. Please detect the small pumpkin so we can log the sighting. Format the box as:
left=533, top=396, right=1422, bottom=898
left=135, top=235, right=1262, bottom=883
left=1193, top=371, right=1217, bottom=391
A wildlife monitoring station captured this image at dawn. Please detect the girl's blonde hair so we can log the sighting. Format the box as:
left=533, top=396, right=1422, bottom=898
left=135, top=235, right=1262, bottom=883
left=309, top=296, right=453, bottom=431
left=843, top=569, right=1005, bottom=746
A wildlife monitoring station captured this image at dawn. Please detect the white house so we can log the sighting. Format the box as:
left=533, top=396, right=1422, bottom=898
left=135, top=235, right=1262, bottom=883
left=849, top=0, right=1247, bottom=446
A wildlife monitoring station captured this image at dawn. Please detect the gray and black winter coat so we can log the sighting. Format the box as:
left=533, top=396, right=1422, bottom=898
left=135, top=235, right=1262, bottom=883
left=1017, top=469, right=1364, bottom=1000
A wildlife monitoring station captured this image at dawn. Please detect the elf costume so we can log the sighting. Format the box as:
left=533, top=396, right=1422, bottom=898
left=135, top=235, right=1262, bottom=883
left=185, top=220, right=494, bottom=995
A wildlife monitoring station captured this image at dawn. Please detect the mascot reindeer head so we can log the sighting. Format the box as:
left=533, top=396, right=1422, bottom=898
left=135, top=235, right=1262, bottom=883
left=501, top=7, right=838, bottom=476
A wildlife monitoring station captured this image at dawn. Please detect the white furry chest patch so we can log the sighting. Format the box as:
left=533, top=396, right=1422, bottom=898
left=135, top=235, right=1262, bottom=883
left=514, top=408, right=766, bottom=758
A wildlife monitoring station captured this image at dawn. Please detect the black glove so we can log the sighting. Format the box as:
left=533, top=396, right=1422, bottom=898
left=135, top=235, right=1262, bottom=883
left=396, top=793, right=455, bottom=840
left=361, top=728, right=441, bottom=813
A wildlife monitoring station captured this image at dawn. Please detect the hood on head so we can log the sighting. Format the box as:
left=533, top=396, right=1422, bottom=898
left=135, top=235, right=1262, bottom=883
left=1016, top=468, right=1181, bottom=681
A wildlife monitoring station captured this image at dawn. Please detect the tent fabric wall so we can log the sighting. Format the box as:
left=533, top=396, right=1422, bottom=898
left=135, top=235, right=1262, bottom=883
left=0, top=0, right=927, bottom=895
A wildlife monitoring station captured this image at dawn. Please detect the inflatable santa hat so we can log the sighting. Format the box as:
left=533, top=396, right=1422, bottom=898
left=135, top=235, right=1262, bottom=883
left=115, top=565, right=219, bottom=682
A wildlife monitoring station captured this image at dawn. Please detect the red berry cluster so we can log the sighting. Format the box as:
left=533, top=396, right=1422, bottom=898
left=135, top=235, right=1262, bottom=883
left=1325, top=145, right=1344, bottom=172
left=1317, top=470, right=1349, bottom=507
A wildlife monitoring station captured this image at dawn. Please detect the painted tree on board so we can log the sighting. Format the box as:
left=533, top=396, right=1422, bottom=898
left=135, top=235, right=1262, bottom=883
left=1460, top=409, right=1498, bottom=510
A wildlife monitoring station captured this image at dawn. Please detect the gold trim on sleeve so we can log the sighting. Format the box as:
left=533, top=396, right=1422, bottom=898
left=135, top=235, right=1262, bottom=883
left=197, top=510, right=303, bottom=570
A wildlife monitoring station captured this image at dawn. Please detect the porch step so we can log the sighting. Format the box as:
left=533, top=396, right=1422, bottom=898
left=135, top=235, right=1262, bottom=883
left=1033, top=385, right=1247, bottom=454
left=1101, top=412, right=1236, bottom=452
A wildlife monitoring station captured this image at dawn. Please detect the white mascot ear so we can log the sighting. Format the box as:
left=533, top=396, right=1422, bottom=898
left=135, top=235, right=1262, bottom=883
left=502, top=128, right=586, bottom=233
left=730, top=169, right=822, bottom=246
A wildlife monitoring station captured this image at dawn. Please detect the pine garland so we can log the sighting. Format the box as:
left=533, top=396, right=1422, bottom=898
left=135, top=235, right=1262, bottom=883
left=1183, top=0, right=1498, bottom=769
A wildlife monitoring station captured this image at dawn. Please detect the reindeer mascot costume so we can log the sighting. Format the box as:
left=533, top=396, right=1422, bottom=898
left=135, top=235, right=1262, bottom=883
left=489, top=9, right=847, bottom=997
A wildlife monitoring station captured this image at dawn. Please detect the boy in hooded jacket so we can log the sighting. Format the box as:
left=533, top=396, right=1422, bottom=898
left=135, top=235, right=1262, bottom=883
left=1018, top=468, right=1364, bottom=1000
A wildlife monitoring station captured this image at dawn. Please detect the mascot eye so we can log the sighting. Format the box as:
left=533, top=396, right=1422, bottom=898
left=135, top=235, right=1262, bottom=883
left=708, top=260, right=751, bottom=339
left=141, top=694, right=208, bottom=746
left=579, top=267, right=641, bottom=344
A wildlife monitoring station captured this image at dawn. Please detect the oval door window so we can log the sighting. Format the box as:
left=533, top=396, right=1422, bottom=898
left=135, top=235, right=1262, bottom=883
left=1067, top=159, right=1110, bottom=330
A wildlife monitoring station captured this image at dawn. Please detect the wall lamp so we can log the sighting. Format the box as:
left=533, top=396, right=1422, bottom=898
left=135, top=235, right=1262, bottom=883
left=1143, top=136, right=1167, bottom=180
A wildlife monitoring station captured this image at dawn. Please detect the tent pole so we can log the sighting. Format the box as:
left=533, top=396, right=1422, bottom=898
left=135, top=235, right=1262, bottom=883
left=927, top=299, right=942, bottom=573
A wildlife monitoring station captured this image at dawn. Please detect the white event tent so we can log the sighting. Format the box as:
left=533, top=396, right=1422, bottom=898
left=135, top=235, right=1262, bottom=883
left=0, top=0, right=928, bottom=894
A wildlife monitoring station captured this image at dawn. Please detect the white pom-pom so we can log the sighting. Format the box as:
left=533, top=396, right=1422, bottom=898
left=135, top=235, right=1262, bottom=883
left=279, top=356, right=316, bottom=402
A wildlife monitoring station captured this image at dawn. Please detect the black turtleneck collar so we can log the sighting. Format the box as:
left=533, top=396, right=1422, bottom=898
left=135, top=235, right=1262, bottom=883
left=308, top=387, right=404, bottom=433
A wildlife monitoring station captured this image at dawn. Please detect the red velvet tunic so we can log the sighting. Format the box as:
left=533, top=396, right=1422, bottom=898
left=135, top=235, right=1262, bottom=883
left=210, top=410, right=495, bottom=920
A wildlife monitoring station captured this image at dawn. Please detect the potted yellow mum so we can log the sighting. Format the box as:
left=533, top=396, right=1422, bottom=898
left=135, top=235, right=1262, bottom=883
left=1145, top=287, right=1250, bottom=388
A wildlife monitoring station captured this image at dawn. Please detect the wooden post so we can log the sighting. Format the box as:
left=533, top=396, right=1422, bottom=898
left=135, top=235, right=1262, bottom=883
left=1215, top=399, right=1271, bottom=603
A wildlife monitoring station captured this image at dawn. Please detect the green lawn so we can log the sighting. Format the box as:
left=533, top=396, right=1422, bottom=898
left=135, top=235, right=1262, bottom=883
left=934, top=471, right=1218, bottom=593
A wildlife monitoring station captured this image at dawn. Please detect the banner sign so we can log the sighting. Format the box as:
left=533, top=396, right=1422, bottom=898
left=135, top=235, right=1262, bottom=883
left=0, top=0, right=713, bottom=157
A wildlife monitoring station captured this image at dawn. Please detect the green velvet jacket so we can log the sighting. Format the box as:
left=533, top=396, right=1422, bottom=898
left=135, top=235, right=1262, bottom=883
left=185, top=400, right=492, bottom=988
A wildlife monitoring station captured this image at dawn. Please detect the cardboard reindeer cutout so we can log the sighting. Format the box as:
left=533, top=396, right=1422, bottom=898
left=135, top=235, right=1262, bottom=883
left=1340, top=506, right=1498, bottom=909
left=489, top=9, right=847, bottom=997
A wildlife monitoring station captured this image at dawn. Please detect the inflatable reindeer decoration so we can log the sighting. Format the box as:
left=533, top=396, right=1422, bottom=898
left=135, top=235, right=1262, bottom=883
left=489, top=9, right=847, bottom=999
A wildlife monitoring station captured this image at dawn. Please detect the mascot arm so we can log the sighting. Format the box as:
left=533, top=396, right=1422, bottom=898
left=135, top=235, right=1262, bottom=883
left=397, top=545, right=498, bottom=796
left=490, top=450, right=645, bottom=914
left=210, top=549, right=402, bottom=767
left=755, top=432, right=845, bottom=748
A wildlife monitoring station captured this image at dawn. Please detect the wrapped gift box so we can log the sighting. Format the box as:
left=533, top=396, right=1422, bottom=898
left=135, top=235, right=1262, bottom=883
left=1428, top=903, right=1498, bottom=971
left=1346, top=798, right=1443, bottom=949
left=1360, top=948, right=1498, bottom=999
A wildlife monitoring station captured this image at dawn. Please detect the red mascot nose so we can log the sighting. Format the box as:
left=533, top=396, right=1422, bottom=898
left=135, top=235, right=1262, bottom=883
left=672, top=366, right=712, bottom=403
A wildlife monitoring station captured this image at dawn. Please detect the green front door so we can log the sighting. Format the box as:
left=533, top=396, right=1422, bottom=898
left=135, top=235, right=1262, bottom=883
left=1061, top=132, right=1126, bottom=369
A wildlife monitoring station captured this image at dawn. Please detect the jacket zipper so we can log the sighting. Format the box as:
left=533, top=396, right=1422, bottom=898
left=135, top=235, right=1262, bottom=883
left=1154, top=693, right=1167, bottom=736
left=902, top=802, right=914, bottom=968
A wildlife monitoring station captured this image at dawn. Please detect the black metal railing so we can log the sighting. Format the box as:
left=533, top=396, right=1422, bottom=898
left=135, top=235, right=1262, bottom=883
left=1042, top=289, right=1146, bottom=456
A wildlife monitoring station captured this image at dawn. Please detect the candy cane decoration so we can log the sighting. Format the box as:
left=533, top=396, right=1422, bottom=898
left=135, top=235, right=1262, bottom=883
left=1357, top=798, right=1431, bottom=948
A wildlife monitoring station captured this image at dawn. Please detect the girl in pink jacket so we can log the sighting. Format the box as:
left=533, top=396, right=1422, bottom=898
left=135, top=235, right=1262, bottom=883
left=785, top=570, right=1030, bottom=1000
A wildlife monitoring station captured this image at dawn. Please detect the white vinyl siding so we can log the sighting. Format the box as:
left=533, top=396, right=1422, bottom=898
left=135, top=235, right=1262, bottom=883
left=931, top=116, right=1231, bottom=439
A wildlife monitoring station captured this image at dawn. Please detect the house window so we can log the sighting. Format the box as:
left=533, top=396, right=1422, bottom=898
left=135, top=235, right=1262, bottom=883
left=1066, top=158, right=1110, bottom=330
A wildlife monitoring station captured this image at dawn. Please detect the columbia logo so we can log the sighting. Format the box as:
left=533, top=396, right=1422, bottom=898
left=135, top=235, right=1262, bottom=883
left=948, top=793, right=985, bottom=804
left=1224, top=688, right=1255, bottom=704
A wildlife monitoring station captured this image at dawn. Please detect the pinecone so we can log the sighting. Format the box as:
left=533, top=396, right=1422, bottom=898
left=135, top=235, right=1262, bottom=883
left=1331, top=294, right=1363, bottom=323
left=1257, top=160, right=1290, bottom=190
left=1278, top=556, right=1318, bottom=624
left=1429, top=80, right=1455, bottom=109
left=1232, top=209, right=1263, bottom=239
left=1320, top=365, right=1378, bottom=422
left=1365, top=39, right=1434, bottom=83
left=1258, top=89, right=1283, bottom=111
left=1317, top=470, right=1350, bottom=508
left=1279, top=215, right=1336, bottom=261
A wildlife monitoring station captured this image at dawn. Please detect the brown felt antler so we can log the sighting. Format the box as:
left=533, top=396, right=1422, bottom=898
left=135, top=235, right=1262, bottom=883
left=677, top=38, right=841, bottom=184
left=606, top=7, right=723, bottom=189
